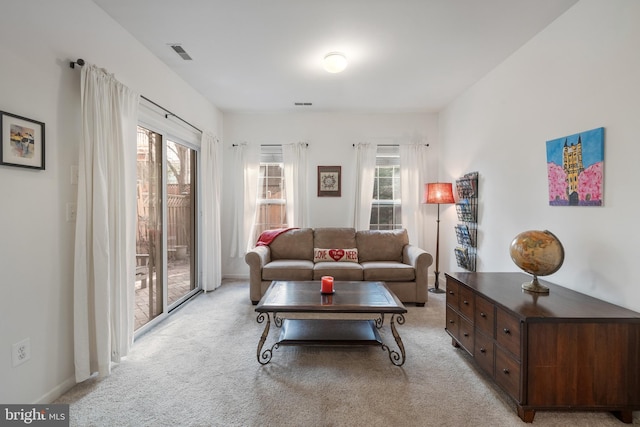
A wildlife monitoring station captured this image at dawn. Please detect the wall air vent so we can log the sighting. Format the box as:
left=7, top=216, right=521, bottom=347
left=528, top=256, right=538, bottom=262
left=170, top=44, right=193, bottom=60
left=294, top=102, right=313, bottom=106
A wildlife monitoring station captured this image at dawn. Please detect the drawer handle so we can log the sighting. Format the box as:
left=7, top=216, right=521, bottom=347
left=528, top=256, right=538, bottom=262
left=480, top=312, right=487, bottom=318
left=463, top=300, right=469, bottom=305
left=449, top=320, right=455, bottom=324
left=503, top=368, right=510, bottom=375
left=480, top=347, right=486, bottom=353
left=503, top=328, right=511, bottom=334
left=463, top=333, right=469, bottom=337
left=448, top=290, right=454, bottom=295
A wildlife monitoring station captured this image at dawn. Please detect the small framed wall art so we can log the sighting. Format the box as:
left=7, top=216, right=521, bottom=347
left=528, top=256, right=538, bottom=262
left=317, top=165, right=341, bottom=197
left=0, top=111, right=45, bottom=170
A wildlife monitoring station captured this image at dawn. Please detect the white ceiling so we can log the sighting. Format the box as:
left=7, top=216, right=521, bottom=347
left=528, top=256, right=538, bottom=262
left=93, top=0, right=578, bottom=113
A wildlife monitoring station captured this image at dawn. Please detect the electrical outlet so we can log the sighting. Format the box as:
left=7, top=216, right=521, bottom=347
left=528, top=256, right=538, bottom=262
left=12, top=338, right=31, bottom=367
left=66, top=203, right=77, bottom=222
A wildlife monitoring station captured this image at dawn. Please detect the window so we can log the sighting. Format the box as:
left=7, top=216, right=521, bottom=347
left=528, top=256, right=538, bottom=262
left=254, top=145, right=287, bottom=239
left=370, top=145, right=402, bottom=230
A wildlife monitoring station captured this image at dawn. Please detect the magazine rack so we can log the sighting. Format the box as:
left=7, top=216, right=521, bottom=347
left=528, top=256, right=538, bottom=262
left=454, top=172, right=478, bottom=271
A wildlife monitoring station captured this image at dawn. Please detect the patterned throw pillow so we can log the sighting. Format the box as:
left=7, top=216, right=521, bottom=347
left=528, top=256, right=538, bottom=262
left=313, top=248, right=359, bottom=263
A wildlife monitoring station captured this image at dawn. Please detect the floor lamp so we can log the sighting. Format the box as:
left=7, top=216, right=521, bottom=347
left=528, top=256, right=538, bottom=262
left=425, top=182, right=455, bottom=293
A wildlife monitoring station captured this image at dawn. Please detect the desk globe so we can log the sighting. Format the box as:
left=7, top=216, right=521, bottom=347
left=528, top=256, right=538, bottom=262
left=509, top=230, right=564, bottom=293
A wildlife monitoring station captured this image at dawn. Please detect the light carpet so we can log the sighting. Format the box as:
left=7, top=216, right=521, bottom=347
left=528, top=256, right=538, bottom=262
left=56, top=280, right=639, bottom=426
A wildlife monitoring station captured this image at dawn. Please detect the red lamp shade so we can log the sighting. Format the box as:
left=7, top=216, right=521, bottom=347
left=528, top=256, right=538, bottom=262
left=425, top=182, right=455, bottom=204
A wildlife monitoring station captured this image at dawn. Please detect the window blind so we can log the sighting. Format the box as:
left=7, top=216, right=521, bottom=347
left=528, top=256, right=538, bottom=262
left=376, top=145, right=400, bottom=166
left=260, top=145, right=283, bottom=163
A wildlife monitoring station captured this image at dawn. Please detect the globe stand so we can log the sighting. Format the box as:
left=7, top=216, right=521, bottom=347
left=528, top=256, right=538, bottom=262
left=522, top=275, right=549, bottom=294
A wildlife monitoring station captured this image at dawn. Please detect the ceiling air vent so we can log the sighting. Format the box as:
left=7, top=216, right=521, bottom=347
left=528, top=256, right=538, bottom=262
left=294, top=102, right=313, bottom=106
left=170, top=44, right=193, bottom=60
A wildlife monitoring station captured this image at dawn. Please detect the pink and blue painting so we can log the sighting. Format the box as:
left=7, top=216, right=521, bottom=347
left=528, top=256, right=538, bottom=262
left=546, top=127, right=604, bottom=206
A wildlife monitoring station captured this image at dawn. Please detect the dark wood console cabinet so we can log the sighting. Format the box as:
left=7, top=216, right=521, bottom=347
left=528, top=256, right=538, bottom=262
left=445, top=272, right=640, bottom=423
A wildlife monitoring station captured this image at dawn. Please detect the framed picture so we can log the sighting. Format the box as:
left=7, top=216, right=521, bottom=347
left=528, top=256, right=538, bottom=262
left=317, top=165, right=341, bottom=197
left=1, top=111, right=45, bottom=170
left=546, top=127, right=603, bottom=206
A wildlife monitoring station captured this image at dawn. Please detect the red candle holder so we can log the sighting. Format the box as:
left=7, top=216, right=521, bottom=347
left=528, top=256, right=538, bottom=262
left=321, top=276, right=334, bottom=294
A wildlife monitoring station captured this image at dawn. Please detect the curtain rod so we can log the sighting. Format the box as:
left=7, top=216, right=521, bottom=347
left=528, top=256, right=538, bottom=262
left=353, top=143, right=429, bottom=147
left=140, top=95, right=202, bottom=134
left=69, top=58, right=202, bottom=134
left=232, top=143, right=309, bottom=147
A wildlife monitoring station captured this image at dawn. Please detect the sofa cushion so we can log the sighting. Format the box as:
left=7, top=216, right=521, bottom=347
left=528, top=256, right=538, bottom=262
left=361, top=261, right=415, bottom=281
left=356, top=229, right=408, bottom=262
left=313, top=262, right=363, bottom=281
left=313, top=248, right=358, bottom=263
left=269, top=228, right=314, bottom=261
left=262, top=260, right=314, bottom=281
left=313, top=228, right=356, bottom=250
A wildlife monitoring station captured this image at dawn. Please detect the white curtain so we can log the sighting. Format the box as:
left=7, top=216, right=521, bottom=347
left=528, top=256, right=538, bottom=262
left=201, top=132, right=222, bottom=291
left=353, top=143, right=377, bottom=230
left=399, top=144, right=429, bottom=248
left=283, top=142, right=309, bottom=228
left=229, top=143, right=260, bottom=257
left=74, top=65, right=139, bottom=382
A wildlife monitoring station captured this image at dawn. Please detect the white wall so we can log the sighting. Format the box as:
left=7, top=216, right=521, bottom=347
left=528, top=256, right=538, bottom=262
left=439, top=0, right=640, bottom=311
left=221, top=112, right=439, bottom=277
left=0, top=0, right=221, bottom=404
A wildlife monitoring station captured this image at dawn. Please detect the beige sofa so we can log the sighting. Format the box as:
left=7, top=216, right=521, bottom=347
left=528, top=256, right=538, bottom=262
left=245, top=227, right=433, bottom=306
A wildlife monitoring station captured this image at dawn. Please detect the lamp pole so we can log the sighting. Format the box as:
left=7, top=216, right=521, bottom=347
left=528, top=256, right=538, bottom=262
left=430, top=202, right=445, bottom=293
left=425, top=182, right=454, bottom=294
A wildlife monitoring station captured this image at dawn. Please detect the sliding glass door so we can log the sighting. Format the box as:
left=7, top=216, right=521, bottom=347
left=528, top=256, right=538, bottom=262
left=166, top=139, right=197, bottom=306
left=136, top=127, right=163, bottom=329
left=135, top=125, right=199, bottom=332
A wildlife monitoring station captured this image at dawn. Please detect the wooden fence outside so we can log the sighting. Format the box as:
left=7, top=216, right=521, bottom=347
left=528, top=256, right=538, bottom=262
left=137, top=192, right=191, bottom=255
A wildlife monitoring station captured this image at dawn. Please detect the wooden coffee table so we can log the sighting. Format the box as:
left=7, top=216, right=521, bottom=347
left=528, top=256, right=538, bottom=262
left=255, top=280, right=408, bottom=366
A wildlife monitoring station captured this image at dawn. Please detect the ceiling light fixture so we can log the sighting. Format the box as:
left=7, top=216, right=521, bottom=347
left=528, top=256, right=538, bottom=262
left=323, top=52, right=347, bottom=73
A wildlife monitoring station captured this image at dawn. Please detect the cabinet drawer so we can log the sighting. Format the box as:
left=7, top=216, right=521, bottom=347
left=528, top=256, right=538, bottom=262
left=496, top=307, right=521, bottom=359
left=458, top=316, right=474, bottom=355
left=475, top=295, right=495, bottom=337
left=446, top=279, right=459, bottom=309
left=474, top=330, right=494, bottom=376
left=458, top=285, right=474, bottom=321
left=495, top=347, right=521, bottom=402
left=445, top=305, right=459, bottom=340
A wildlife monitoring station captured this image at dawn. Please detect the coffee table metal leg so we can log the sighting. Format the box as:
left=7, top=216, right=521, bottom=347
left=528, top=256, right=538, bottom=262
left=274, top=313, right=283, bottom=327
left=374, top=313, right=385, bottom=329
left=381, top=313, right=406, bottom=366
left=256, top=312, right=279, bottom=365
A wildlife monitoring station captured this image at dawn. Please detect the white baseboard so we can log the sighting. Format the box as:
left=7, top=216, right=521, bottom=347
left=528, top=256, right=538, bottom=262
left=222, top=274, right=249, bottom=280
left=36, top=375, right=76, bottom=404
